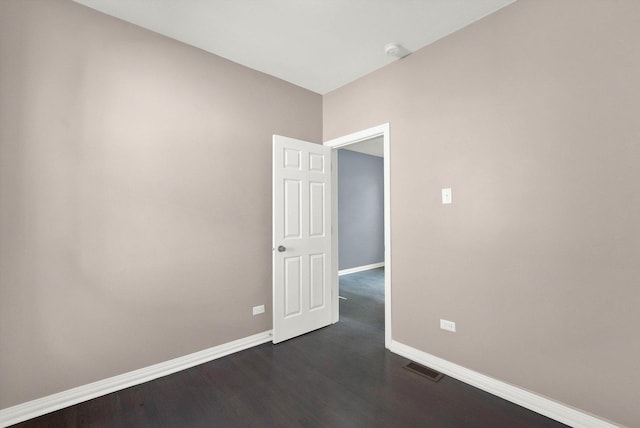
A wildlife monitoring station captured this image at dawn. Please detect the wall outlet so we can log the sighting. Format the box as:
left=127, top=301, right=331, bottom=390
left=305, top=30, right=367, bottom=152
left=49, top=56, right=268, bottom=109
left=440, top=319, right=456, bottom=332
left=252, top=305, right=265, bottom=316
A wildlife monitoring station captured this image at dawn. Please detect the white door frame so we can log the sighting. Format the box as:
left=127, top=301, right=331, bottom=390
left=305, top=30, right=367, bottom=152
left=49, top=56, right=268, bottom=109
left=324, top=123, right=391, bottom=349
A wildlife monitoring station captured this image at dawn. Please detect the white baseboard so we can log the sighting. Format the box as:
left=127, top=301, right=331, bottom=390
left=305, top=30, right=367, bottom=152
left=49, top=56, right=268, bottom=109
left=338, top=262, right=384, bottom=276
left=389, top=340, right=622, bottom=428
left=0, top=330, right=273, bottom=428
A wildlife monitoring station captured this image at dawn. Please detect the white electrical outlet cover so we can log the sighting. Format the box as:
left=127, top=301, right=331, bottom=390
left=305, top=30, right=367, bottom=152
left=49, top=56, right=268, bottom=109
left=440, top=319, right=456, bottom=332
left=253, top=305, right=265, bottom=315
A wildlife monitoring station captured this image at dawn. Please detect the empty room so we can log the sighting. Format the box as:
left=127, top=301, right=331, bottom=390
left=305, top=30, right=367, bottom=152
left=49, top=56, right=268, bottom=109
left=1, top=1, right=638, bottom=427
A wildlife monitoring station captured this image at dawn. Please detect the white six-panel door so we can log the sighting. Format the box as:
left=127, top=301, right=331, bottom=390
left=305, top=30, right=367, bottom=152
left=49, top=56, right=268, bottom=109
left=272, top=135, right=332, bottom=344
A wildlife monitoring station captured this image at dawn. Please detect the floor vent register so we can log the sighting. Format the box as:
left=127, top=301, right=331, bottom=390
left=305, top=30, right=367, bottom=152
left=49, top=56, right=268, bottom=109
left=404, top=362, right=444, bottom=382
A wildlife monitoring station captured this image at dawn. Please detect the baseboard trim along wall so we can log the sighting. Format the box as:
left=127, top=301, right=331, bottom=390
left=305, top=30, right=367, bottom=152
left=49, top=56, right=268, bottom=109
left=0, top=330, right=273, bottom=428
left=338, top=262, right=384, bottom=276
left=389, top=340, right=623, bottom=428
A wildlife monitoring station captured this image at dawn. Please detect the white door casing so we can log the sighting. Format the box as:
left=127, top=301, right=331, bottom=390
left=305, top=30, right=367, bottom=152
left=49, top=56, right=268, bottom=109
left=324, top=123, right=391, bottom=348
left=272, top=135, right=332, bottom=344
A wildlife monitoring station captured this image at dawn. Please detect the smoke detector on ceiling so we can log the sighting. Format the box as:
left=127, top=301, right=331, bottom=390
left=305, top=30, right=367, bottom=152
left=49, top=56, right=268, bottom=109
left=384, top=42, right=410, bottom=59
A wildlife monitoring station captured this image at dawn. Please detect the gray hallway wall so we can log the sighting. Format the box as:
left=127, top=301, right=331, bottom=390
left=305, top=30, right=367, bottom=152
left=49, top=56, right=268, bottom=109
left=338, top=149, right=384, bottom=270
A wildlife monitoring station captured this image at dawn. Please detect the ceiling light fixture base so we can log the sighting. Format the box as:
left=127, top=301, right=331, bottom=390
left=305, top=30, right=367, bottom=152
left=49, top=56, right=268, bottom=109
left=384, top=42, right=410, bottom=59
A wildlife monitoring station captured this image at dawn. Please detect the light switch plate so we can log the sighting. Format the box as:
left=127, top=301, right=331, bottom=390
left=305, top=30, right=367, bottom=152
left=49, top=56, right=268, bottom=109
left=442, top=188, right=452, bottom=204
left=253, top=305, right=265, bottom=315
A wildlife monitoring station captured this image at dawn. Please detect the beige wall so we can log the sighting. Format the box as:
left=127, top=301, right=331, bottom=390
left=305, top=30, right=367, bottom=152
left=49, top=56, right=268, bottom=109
left=324, top=1, right=640, bottom=426
left=0, top=0, right=321, bottom=408
left=2, top=0, right=639, bottom=426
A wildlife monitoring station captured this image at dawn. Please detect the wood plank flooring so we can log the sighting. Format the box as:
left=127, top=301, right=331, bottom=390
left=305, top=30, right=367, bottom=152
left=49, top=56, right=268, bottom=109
left=13, top=268, right=567, bottom=427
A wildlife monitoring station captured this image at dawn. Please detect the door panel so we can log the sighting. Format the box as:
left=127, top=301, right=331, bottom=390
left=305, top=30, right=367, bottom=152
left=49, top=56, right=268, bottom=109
left=284, top=256, right=302, bottom=317
left=309, top=253, right=325, bottom=310
left=309, top=182, right=325, bottom=237
left=273, top=135, right=332, bottom=343
left=309, top=153, right=325, bottom=172
left=284, top=148, right=302, bottom=169
left=284, top=179, right=301, bottom=239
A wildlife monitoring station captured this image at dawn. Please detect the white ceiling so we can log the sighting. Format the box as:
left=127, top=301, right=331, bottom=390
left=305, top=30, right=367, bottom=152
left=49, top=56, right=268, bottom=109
left=72, top=0, right=517, bottom=94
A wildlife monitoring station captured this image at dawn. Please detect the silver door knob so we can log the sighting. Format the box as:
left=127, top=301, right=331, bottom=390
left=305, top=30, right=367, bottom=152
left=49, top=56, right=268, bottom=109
left=277, top=245, right=286, bottom=252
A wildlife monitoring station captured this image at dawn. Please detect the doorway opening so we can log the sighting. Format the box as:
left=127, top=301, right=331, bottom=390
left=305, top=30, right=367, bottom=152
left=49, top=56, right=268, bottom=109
left=324, top=123, right=391, bottom=348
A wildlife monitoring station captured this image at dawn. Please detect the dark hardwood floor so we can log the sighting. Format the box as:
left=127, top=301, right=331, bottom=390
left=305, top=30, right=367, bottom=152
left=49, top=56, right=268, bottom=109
left=14, top=268, right=567, bottom=427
